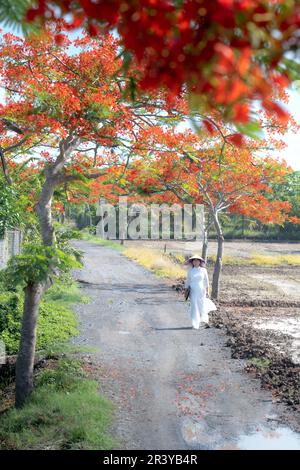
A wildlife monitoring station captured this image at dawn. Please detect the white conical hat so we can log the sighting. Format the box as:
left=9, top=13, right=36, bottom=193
left=188, top=254, right=205, bottom=262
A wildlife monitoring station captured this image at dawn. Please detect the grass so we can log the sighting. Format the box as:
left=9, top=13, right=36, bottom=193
left=123, top=247, right=186, bottom=279
left=36, top=280, right=91, bottom=356
left=0, top=357, right=118, bottom=450
left=44, top=280, right=90, bottom=306
left=248, top=253, right=300, bottom=266
left=0, top=279, right=90, bottom=355
left=247, top=357, right=271, bottom=371
left=81, top=232, right=125, bottom=252
left=42, top=343, right=100, bottom=358
left=208, top=252, right=300, bottom=266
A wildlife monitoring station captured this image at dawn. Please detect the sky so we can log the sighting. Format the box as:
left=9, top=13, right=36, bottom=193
left=279, top=88, right=300, bottom=171
left=0, top=26, right=300, bottom=172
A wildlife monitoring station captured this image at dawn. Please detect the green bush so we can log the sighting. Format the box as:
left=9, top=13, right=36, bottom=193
left=0, top=290, right=78, bottom=355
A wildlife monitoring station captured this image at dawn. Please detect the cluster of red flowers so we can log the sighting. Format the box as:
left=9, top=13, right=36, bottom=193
left=26, top=0, right=300, bottom=125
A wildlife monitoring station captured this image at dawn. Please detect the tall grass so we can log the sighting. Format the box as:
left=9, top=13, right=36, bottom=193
left=208, top=252, right=300, bottom=266
left=123, top=247, right=186, bottom=279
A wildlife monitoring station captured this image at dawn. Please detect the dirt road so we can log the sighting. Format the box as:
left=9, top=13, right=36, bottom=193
left=71, top=240, right=300, bottom=450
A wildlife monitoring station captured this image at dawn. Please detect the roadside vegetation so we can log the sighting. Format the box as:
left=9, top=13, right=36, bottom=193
left=0, top=356, right=117, bottom=450
left=0, top=274, right=117, bottom=450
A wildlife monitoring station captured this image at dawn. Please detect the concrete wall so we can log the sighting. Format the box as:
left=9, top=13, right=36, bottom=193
left=0, top=229, right=22, bottom=269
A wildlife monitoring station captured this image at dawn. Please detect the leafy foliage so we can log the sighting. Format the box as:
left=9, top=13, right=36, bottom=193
left=0, top=0, right=37, bottom=34
left=0, top=289, right=78, bottom=354
left=24, top=1, right=299, bottom=128
left=0, top=179, right=21, bottom=238
left=4, top=242, right=83, bottom=287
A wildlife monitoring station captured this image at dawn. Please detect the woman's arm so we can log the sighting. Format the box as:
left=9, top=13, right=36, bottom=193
left=204, top=268, right=210, bottom=297
left=184, top=269, right=191, bottom=289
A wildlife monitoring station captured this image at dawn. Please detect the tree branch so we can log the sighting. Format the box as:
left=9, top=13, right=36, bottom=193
left=0, top=146, right=12, bottom=184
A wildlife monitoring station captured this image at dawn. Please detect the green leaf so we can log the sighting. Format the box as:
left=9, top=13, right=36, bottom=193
left=0, top=0, right=40, bottom=35
left=236, top=122, right=264, bottom=140
left=280, top=58, right=300, bottom=81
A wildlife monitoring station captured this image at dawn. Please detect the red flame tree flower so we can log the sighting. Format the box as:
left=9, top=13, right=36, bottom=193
left=25, top=0, right=300, bottom=128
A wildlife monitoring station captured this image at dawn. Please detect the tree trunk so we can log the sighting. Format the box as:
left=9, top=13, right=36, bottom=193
left=242, top=214, right=245, bottom=238
left=35, top=176, right=57, bottom=247
left=211, top=212, right=224, bottom=300
left=15, top=176, right=57, bottom=407
left=14, top=136, right=79, bottom=407
left=202, top=228, right=208, bottom=262
left=86, top=203, right=92, bottom=228
left=202, top=212, right=211, bottom=262
left=15, top=282, right=44, bottom=408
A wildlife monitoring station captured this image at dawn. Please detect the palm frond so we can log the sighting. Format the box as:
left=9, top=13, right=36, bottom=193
left=0, top=0, right=39, bottom=35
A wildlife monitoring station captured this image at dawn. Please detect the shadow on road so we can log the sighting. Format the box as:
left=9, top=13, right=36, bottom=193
left=153, top=327, right=193, bottom=331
